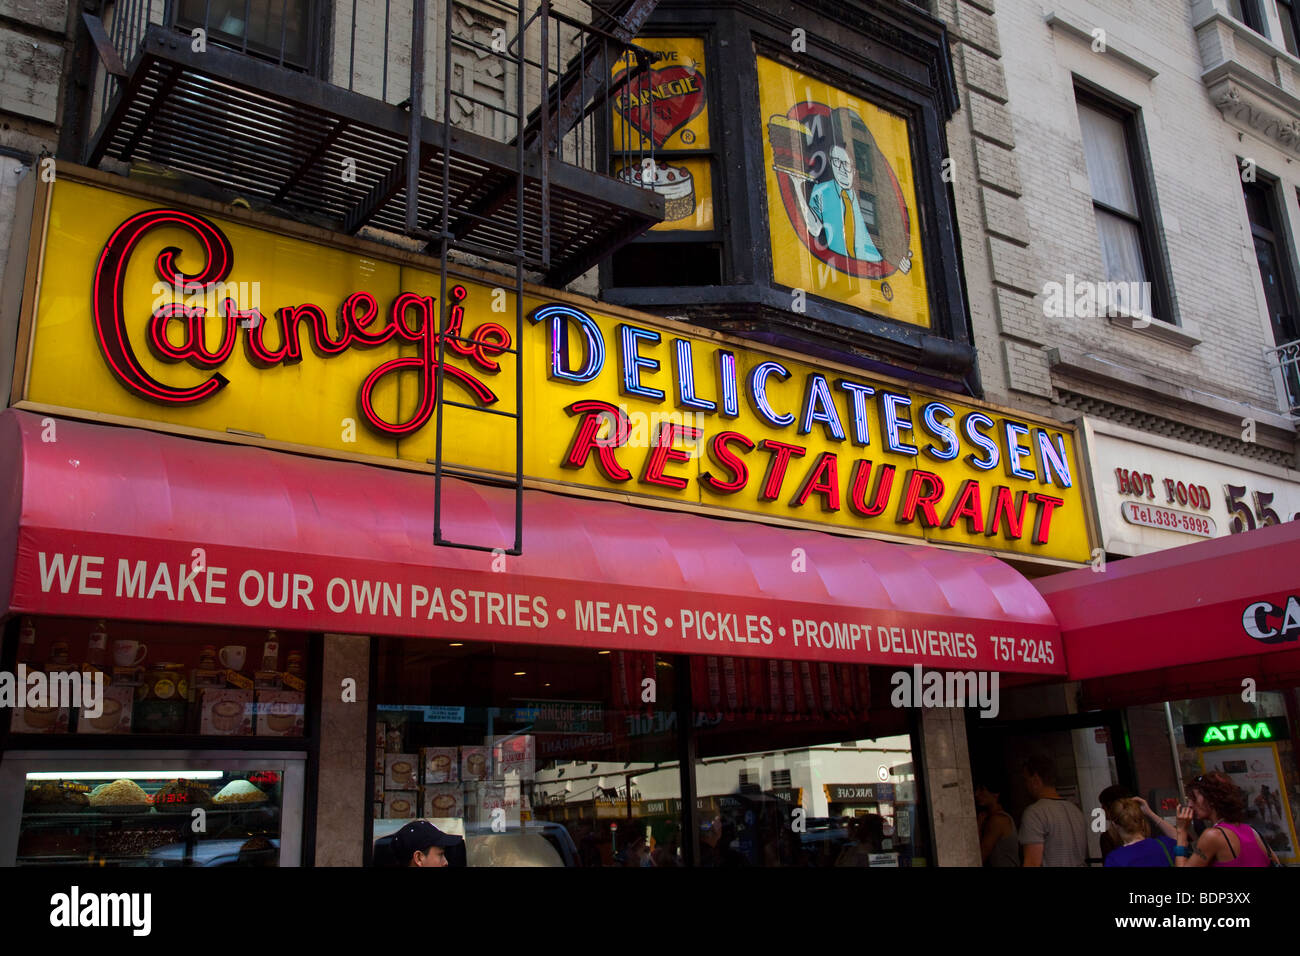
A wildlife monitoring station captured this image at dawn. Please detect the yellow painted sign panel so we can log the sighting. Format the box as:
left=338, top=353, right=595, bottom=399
left=14, top=174, right=1094, bottom=563
left=611, top=36, right=714, bottom=233
left=758, top=55, right=931, bottom=328
left=611, top=37, right=709, bottom=151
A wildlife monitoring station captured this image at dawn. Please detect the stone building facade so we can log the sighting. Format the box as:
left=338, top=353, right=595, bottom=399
left=934, top=0, right=1300, bottom=466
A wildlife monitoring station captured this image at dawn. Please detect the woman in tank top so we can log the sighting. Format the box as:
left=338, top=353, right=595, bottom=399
left=975, top=781, right=1019, bottom=867
left=1173, top=772, right=1279, bottom=867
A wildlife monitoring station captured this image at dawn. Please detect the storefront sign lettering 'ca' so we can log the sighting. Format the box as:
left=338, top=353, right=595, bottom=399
left=23, top=178, right=1091, bottom=562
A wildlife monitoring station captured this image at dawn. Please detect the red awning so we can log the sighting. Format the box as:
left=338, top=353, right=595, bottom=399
left=1035, top=520, right=1300, bottom=689
left=0, top=409, right=1062, bottom=673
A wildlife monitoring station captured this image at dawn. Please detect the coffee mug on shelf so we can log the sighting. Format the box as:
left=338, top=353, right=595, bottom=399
left=112, top=639, right=147, bottom=667
left=219, top=646, right=247, bottom=671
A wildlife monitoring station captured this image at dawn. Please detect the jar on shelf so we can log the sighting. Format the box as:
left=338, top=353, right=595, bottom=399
left=16, top=617, right=36, bottom=665
left=134, top=662, right=187, bottom=734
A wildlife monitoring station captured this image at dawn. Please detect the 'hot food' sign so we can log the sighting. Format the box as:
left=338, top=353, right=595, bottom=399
left=11, top=171, right=1095, bottom=563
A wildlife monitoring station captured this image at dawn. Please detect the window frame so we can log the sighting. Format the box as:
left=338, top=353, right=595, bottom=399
left=172, top=0, right=329, bottom=77
left=1234, top=0, right=1272, bottom=36
left=598, top=2, right=972, bottom=383
left=1073, top=82, right=1175, bottom=326
left=606, top=30, right=723, bottom=249
left=1276, top=0, right=1300, bottom=56
left=1243, top=173, right=1300, bottom=346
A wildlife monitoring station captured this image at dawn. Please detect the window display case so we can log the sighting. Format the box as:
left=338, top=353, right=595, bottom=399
left=8, top=617, right=309, bottom=740
left=0, top=751, right=306, bottom=866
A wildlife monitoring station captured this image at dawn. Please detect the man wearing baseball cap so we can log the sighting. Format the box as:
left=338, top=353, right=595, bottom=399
left=392, top=820, right=462, bottom=867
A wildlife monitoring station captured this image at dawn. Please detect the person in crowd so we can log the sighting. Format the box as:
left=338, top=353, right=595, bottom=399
left=1103, top=798, right=1176, bottom=867
left=974, top=777, right=1019, bottom=867
left=1097, top=784, right=1133, bottom=861
left=1019, top=754, right=1088, bottom=867
left=1256, top=785, right=1276, bottom=824
left=391, top=819, right=461, bottom=868
left=1174, top=772, right=1280, bottom=867
left=699, top=813, right=746, bottom=866
left=835, top=813, right=885, bottom=866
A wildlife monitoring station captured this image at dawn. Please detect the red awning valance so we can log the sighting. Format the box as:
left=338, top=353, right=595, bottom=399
left=0, top=410, right=1062, bottom=673
left=1036, top=520, right=1300, bottom=683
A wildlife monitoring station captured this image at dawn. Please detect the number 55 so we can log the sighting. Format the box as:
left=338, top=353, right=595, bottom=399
left=1224, top=485, right=1282, bottom=533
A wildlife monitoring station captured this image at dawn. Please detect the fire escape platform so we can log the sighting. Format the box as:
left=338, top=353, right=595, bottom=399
left=86, top=25, right=663, bottom=286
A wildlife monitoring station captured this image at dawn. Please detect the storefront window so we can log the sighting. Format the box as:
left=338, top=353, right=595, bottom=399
left=691, top=660, right=925, bottom=867
left=4, top=757, right=305, bottom=866
left=372, top=640, right=683, bottom=866
left=5, top=616, right=309, bottom=739
left=0, top=617, right=312, bottom=866
left=1158, top=690, right=1300, bottom=863
left=372, top=641, right=928, bottom=867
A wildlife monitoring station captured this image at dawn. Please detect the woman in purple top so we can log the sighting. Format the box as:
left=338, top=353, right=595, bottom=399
left=1103, top=798, right=1176, bottom=867
left=1172, top=772, right=1279, bottom=867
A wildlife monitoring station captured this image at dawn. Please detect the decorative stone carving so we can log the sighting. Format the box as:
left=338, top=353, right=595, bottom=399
left=1211, top=80, right=1300, bottom=154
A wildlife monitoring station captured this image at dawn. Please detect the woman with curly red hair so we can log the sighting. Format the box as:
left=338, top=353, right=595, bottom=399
left=1174, top=772, right=1280, bottom=867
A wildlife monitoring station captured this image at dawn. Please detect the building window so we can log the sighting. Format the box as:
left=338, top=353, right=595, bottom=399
left=609, top=36, right=723, bottom=287
left=1244, top=179, right=1300, bottom=348
left=369, top=638, right=929, bottom=866
left=1278, top=0, right=1300, bottom=55
left=1230, top=0, right=1272, bottom=36
left=175, top=0, right=317, bottom=71
left=1074, top=89, right=1169, bottom=322
left=3, top=615, right=312, bottom=867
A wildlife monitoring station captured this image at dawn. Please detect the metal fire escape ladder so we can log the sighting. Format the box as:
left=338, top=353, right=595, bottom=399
left=426, top=0, right=525, bottom=557
left=429, top=0, right=661, bottom=557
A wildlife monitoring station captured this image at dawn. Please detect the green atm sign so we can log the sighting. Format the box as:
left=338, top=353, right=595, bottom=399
left=1183, top=717, right=1290, bottom=747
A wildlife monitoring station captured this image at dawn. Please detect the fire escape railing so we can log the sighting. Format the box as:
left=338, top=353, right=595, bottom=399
left=80, top=0, right=666, bottom=557
left=1266, top=338, right=1300, bottom=418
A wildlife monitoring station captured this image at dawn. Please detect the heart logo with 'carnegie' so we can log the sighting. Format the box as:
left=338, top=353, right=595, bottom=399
left=615, top=63, right=705, bottom=148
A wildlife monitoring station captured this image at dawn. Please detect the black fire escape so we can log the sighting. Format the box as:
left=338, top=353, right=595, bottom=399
left=79, top=0, right=666, bottom=555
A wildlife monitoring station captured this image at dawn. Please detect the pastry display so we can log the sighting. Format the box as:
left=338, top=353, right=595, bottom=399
left=462, top=746, right=489, bottom=781
left=23, top=782, right=89, bottom=813
left=383, top=790, right=417, bottom=819
left=424, top=783, right=462, bottom=818
left=88, top=778, right=151, bottom=812
left=22, top=706, right=61, bottom=730
left=81, top=693, right=128, bottom=733
left=617, top=160, right=696, bottom=221
left=96, top=826, right=176, bottom=857
left=152, top=779, right=214, bottom=813
left=422, top=747, right=459, bottom=783
left=213, top=779, right=268, bottom=805
left=386, top=753, right=417, bottom=789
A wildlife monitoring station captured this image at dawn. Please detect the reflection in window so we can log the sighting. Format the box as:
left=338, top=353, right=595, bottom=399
left=689, top=659, right=925, bottom=867
left=1165, top=691, right=1300, bottom=863
left=373, top=642, right=683, bottom=867
left=176, top=0, right=314, bottom=69
left=371, top=641, right=928, bottom=866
